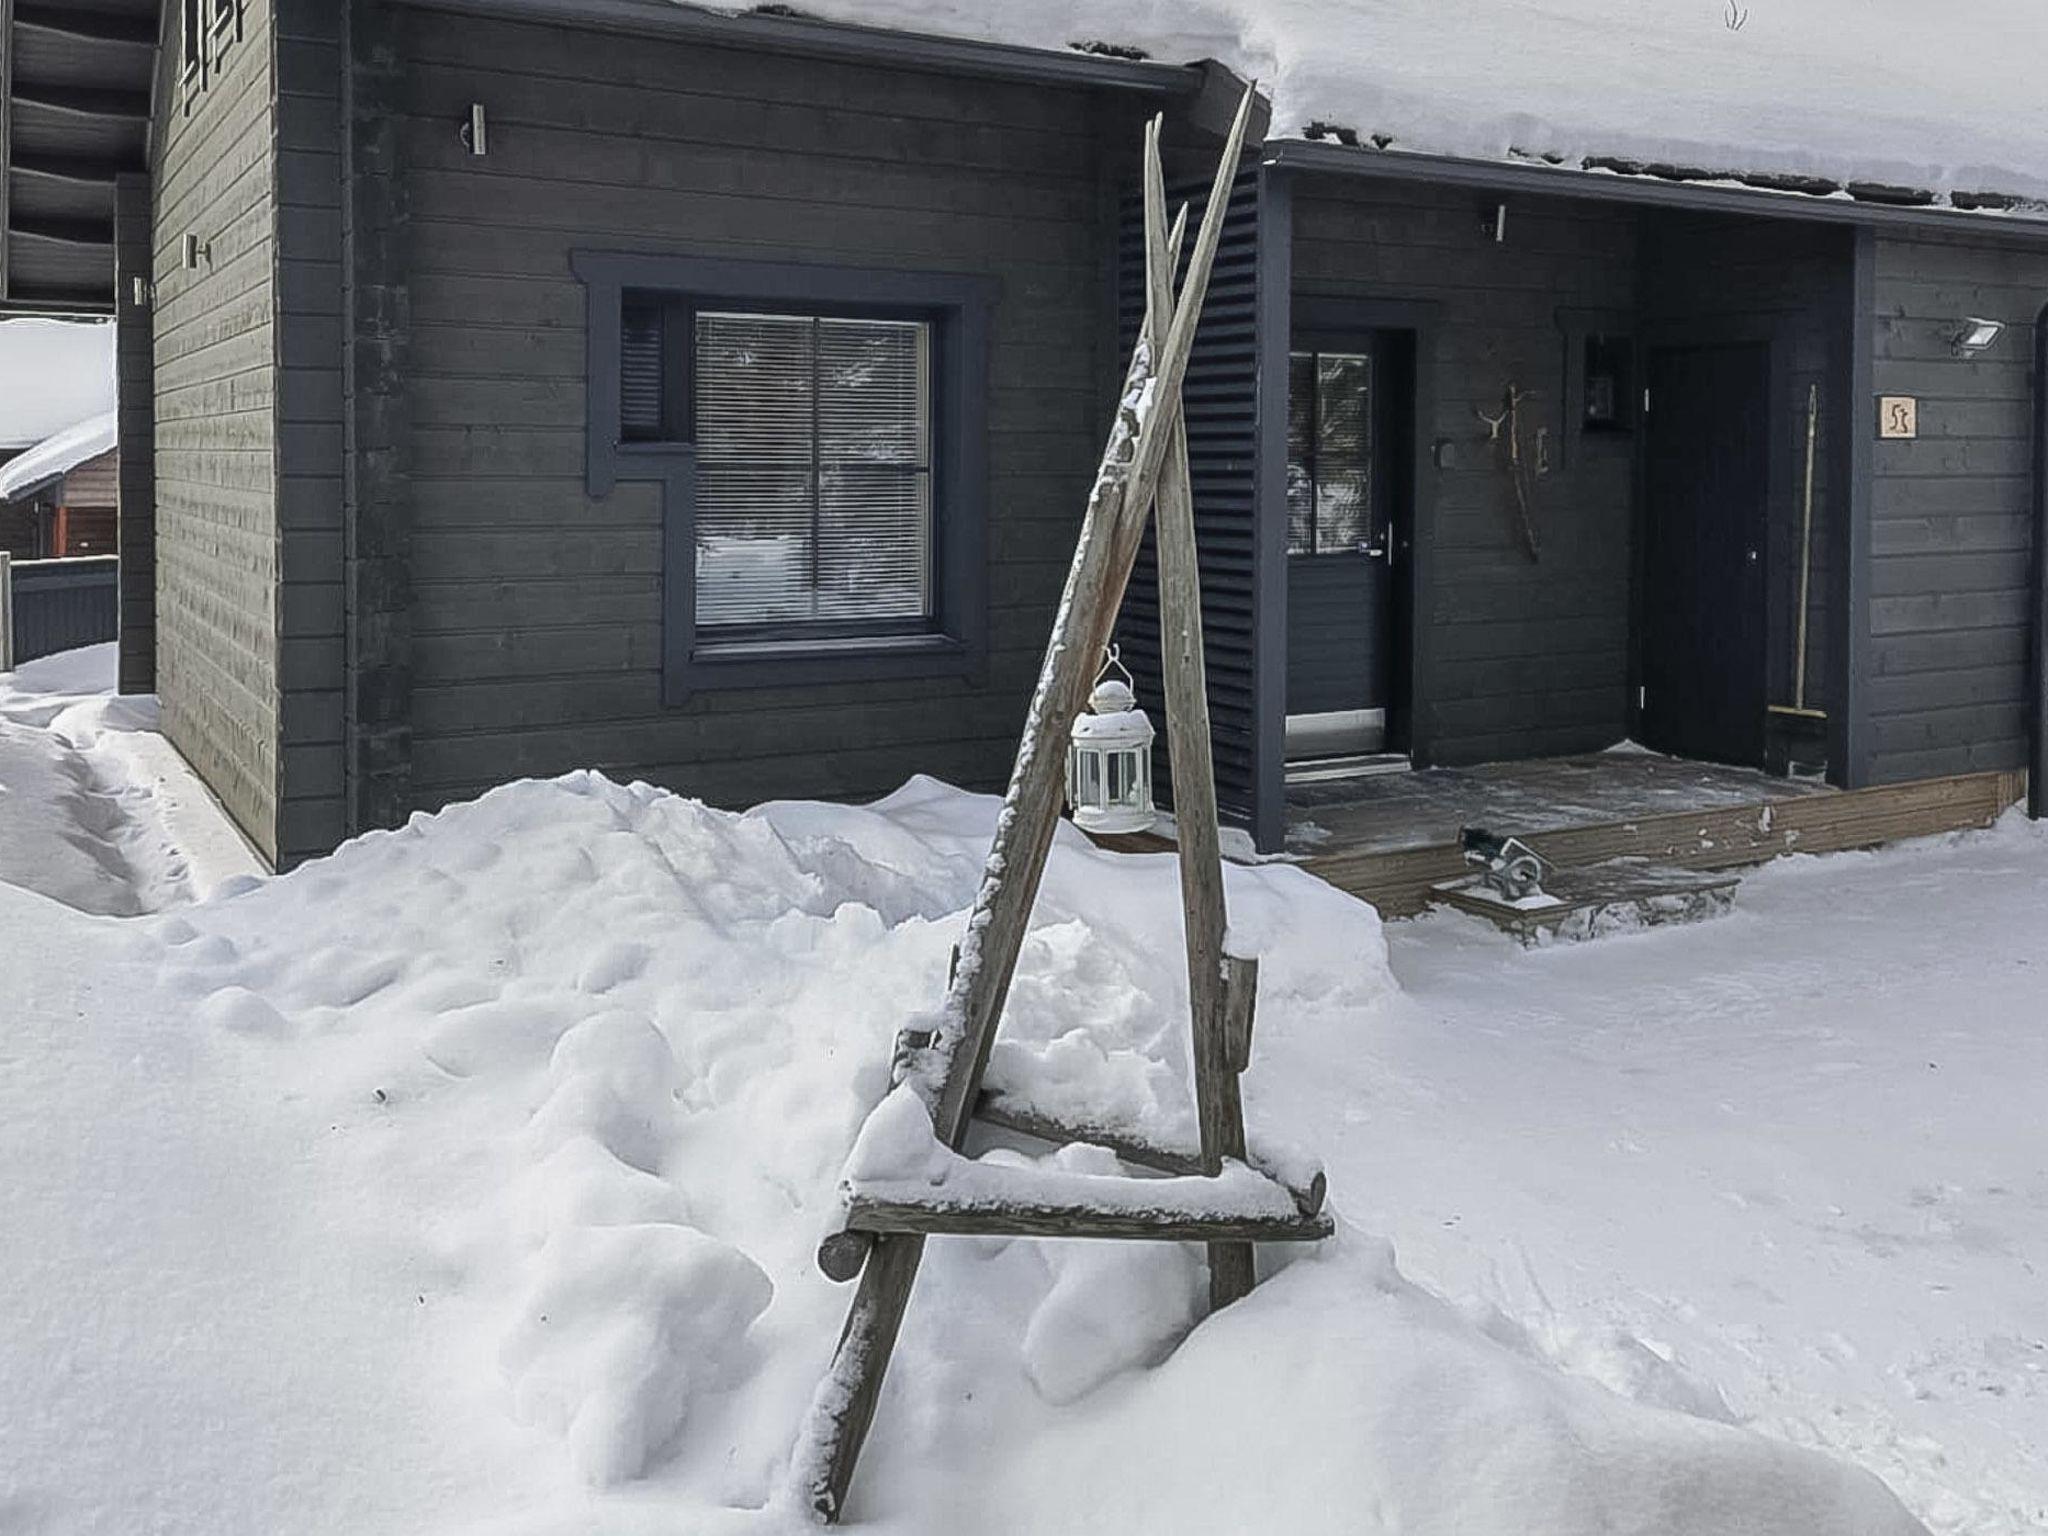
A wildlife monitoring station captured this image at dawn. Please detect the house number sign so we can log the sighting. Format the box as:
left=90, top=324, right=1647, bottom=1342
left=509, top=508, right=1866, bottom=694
left=1878, top=395, right=1918, bottom=439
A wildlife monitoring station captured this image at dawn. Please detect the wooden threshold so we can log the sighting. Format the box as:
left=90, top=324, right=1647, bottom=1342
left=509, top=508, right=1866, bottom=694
left=1306, top=768, right=2026, bottom=918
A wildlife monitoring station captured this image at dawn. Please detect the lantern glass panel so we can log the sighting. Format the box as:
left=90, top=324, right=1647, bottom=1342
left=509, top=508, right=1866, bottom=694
left=1078, top=751, right=1104, bottom=808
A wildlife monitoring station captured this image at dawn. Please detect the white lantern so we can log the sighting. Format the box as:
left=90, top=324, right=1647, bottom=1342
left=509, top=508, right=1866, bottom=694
left=1067, top=647, right=1156, bottom=835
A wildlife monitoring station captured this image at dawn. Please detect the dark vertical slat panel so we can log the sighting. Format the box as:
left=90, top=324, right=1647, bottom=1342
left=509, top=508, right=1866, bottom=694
left=10, top=557, right=120, bottom=663
left=1116, top=167, right=1261, bottom=830
left=115, top=171, right=156, bottom=694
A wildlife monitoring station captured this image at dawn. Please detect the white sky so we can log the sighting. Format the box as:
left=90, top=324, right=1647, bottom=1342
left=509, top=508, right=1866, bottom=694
left=0, top=318, right=116, bottom=451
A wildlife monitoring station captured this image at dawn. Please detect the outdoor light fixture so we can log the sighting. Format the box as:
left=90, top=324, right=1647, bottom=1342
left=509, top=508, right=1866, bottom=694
left=461, top=103, right=489, bottom=156
left=182, top=232, right=210, bottom=271
left=1952, top=316, right=2005, bottom=356
left=1067, top=647, right=1156, bottom=835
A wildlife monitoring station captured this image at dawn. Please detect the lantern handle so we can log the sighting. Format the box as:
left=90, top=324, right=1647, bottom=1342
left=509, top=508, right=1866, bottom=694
left=1097, top=643, right=1136, bottom=691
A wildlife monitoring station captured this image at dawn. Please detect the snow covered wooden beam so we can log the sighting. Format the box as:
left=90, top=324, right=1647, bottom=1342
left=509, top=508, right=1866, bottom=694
left=841, top=1192, right=1332, bottom=1246
left=838, top=1155, right=1332, bottom=1245
left=972, top=1091, right=1324, bottom=1218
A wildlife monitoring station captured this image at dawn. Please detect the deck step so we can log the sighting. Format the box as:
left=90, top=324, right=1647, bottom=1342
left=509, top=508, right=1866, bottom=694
left=1430, top=858, right=1739, bottom=945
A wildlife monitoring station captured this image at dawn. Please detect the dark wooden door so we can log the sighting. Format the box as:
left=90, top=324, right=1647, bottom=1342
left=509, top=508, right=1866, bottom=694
left=1641, top=343, right=1770, bottom=765
left=1284, top=336, right=1400, bottom=757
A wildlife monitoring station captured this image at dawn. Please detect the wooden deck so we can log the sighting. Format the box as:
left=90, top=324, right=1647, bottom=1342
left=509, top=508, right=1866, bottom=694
left=1293, top=757, right=2027, bottom=917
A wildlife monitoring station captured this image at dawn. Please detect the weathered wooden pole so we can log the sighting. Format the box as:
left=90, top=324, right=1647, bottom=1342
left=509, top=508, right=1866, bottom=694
left=793, top=87, right=1259, bottom=1524
left=1140, top=120, right=1255, bottom=1310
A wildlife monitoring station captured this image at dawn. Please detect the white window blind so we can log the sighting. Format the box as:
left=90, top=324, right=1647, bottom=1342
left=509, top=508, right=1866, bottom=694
left=693, top=311, right=933, bottom=631
left=1286, top=349, right=1374, bottom=557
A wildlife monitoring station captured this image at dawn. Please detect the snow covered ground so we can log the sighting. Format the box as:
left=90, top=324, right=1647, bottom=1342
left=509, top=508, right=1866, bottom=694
left=2, top=647, right=2042, bottom=1534
left=0, top=645, right=262, bottom=912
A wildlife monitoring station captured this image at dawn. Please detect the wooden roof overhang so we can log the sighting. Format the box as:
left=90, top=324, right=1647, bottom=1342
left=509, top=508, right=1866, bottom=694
left=393, top=0, right=1214, bottom=99
left=0, top=0, right=158, bottom=315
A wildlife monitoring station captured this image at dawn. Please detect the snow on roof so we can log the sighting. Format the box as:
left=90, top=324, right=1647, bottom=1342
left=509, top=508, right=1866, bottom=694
left=0, top=411, right=117, bottom=504
left=700, top=0, right=2048, bottom=210
left=0, top=318, right=115, bottom=452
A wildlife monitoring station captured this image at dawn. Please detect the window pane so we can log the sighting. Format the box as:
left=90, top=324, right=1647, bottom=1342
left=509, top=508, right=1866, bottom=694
left=1286, top=351, right=1315, bottom=555
left=816, top=466, right=930, bottom=621
left=819, top=319, right=927, bottom=466
left=1316, top=470, right=1369, bottom=553
left=695, top=468, right=816, bottom=627
left=1314, top=352, right=1372, bottom=554
left=693, top=309, right=934, bottom=633
left=695, top=312, right=813, bottom=464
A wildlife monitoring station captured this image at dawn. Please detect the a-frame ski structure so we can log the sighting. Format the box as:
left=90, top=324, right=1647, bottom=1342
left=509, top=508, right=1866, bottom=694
left=792, top=91, right=1331, bottom=1523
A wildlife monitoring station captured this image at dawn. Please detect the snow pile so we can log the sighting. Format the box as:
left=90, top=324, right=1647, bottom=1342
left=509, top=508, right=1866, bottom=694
left=711, top=0, right=2048, bottom=204
left=0, top=743, right=1945, bottom=1533
left=0, top=317, right=114, bottom=451
left=0, top=409, right=116, bottom=502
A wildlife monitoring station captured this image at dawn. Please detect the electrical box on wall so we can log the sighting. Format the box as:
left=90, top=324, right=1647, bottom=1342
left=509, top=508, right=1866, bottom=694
left=1583, top=334, right=1635, bottom=433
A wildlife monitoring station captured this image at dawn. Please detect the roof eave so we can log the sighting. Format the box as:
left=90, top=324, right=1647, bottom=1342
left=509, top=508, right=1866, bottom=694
left=1264, top=139, right=2048, bottom=242
left=388, top=0, right=1206, bottom=97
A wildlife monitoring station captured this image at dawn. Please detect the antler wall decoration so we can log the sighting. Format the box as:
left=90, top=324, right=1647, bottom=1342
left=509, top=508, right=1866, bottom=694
left=1477, top=383, right=1542, bottom=561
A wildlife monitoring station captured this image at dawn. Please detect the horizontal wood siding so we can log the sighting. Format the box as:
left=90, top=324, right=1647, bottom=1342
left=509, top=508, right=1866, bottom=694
left=60, top=450, right=120, bottom=509
left=395, top=12, right=1134, bottom=814
left=1641, top=215, right=1854, bottom=744
left=1867, top=232, right=2048, bottom=783
left=151, top=0, right=281, bottom=863
left=1291, top=180, right=1640, bottom=765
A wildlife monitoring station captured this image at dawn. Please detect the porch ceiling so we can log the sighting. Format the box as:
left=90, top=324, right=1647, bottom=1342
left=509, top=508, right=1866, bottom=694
left=0, top=0, right=157, bottom=314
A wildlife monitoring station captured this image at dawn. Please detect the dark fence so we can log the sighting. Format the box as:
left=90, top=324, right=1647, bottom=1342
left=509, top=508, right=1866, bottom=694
left=7, top=556, right=120, bottom=666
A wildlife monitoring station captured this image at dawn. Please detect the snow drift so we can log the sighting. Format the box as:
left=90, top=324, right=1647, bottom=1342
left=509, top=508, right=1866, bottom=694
left=0, top=768, right=1932, bottom=1533
left=715, top=0, right=2048, bottom=206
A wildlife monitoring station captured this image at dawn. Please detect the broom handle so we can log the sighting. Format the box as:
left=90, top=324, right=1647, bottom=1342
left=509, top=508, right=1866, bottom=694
left=1793, top=384, right=1819, bottom=711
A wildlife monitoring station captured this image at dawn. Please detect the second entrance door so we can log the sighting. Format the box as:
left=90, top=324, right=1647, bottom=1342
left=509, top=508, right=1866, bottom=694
left=1285, top=331, right=1407, bottom=763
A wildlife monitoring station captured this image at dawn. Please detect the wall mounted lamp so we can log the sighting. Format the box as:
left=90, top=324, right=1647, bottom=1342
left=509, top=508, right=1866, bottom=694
left=1952, top=316, right=2005, bottom=356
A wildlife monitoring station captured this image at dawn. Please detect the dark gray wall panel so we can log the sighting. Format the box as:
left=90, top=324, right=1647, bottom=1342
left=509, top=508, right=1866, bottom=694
left=1640, top=214, right=1854, bottom=769
left=116, top=173, right=156, bottom=695
left=1867, top=232, right=2048, bottom=782
left=1289, top=178, right=1639, bottom=767
left=273, top=0, right=349, bottom=866
left=396, top=11, right=1138, bottom=815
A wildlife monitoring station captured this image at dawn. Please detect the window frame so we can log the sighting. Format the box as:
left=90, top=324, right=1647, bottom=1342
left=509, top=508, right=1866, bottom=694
left=574, top=252, right=998, bottom=704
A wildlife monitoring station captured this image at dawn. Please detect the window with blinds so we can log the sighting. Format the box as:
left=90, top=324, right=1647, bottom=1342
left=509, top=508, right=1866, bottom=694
left=691, top=311, right=934, bottom=633
left=1286, top=348, right=1377, bottom=558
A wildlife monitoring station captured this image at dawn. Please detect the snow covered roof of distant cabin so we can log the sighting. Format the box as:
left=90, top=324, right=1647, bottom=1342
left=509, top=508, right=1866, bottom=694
left=669, top=0, right=2048, bottom=220
left=0, top=319, right=116, bottom=451
left=0, top=412, right=116, bottom=504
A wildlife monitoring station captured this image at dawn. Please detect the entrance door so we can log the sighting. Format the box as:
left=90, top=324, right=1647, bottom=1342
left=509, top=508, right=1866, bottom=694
left=1284, top=334, right=1405, bottom=762
left=1640, top=343, right=1770, bottom=766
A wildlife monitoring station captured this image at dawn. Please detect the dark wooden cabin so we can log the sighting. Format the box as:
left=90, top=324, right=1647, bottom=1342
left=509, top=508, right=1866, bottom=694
left=11, top=0, right=2048, bottom=881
